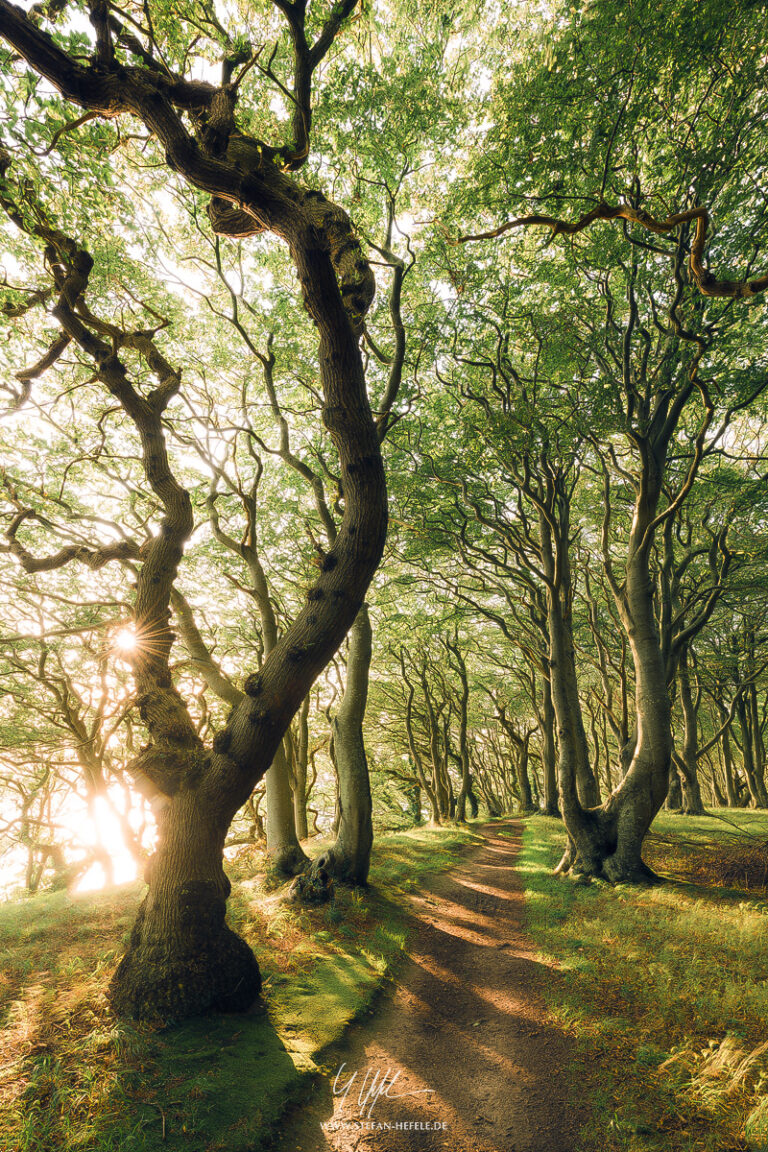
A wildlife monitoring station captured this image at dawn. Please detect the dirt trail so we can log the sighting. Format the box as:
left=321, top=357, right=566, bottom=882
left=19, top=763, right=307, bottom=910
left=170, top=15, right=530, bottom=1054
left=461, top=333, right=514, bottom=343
left=273, top=821, right=581, bottom=1152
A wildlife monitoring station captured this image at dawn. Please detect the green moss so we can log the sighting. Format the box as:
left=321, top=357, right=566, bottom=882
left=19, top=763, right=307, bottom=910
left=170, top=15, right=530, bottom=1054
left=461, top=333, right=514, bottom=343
left=1, top=823, right=477, bottom=1152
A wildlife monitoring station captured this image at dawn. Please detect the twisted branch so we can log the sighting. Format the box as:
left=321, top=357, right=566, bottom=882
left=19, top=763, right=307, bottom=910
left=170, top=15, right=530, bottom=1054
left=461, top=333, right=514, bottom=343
left=454, top=201, right=768, bottom=299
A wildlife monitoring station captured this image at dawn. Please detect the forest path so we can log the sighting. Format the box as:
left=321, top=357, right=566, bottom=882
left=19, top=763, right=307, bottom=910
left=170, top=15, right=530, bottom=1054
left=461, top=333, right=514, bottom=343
left=271, top=821, right=581, bottom=1152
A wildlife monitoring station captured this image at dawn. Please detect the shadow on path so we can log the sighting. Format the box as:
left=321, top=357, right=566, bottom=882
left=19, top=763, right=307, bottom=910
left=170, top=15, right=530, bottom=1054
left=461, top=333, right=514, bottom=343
left=271, top=821, right=581, bottom=1152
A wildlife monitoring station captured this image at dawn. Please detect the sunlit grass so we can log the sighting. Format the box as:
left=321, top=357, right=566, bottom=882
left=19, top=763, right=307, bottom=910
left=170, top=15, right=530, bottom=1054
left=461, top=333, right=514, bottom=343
left=0, top=824, right=475, bottom=1152
left=521, top=812, right=768, bottom=1152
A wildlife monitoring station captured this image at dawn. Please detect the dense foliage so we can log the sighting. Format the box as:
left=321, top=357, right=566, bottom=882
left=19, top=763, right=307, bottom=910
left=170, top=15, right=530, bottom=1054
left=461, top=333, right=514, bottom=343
left=1, top=0, right=768, bottom=1013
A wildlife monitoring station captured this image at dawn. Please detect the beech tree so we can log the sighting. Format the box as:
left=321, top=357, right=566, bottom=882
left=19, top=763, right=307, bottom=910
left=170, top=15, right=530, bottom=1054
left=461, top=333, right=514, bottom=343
left=438, top=0, right=768, bottom=879
left=0, top=0, right=388, bottom=1019
left=6, top=0, right=768, bottom=1055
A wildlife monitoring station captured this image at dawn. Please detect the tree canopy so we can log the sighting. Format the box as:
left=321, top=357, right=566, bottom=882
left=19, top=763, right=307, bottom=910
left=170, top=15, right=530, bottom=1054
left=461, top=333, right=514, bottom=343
left=1, top=0, right=768, bottom=1023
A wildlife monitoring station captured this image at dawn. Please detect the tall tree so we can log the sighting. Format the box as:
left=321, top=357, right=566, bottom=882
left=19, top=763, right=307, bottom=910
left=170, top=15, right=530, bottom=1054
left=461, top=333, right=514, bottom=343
left=0, top=0, right=387, bottom=1018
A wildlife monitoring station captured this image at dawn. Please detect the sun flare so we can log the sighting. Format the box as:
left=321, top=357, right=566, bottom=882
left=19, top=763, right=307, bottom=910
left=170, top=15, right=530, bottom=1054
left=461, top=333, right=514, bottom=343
left=113, top=626, right=138, bottom=653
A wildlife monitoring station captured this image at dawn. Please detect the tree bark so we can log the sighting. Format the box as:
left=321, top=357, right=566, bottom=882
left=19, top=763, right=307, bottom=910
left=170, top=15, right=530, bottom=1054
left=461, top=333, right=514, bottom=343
left=597, top=554, right=674, bottom=881
left=675, top=648, right=705, bottom=815
left=721, top=717, right=738, bottom=807
left=111, top=790, right=261, bottom=1018
left=290, top=696, right=311, bottom=842
left=736, top=694, right=768, bottom=807
left=266, top=743, right=308, bottom=875
left=447, top=637, right=473, bottom=822
left=557, top=466, right=675, bottom=883
left=538, top=509, right=601, bottom=810
left=0, top=30, right=388, bottom=1017
left=515, top=734, right=535, bottom=814
left=665, top=770, right=683, bottom=811
left=313, top=605, right=373, bottom=884
left=540, top=675, right=559, bottom=815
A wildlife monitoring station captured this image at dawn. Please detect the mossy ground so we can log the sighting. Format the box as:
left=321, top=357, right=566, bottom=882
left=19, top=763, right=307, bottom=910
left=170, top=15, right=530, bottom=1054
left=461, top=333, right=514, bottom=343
left=0, top=824, right=481, bottom=1152
left=520, top=809, right=768, bottom=1152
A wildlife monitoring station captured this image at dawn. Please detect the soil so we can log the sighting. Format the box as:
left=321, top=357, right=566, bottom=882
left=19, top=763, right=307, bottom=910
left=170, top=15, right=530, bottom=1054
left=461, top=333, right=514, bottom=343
left=272, top=820, right=582, bottom=1152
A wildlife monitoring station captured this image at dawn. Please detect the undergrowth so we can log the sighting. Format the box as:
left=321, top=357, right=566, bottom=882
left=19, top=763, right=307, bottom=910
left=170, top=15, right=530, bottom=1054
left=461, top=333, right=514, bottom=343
left=0, top=823, right=480, bottom=1152
left=646, top=810, right=768, bottom=894
left=521, top=810, right=768, bottom=1152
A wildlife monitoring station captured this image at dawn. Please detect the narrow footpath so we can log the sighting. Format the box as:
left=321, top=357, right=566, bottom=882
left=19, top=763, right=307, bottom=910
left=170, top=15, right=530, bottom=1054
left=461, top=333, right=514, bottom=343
left=273, top=821, right=581, bottom=1152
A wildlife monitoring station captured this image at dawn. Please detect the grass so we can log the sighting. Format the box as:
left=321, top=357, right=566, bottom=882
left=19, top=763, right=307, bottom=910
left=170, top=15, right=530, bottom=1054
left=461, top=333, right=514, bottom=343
left=645, top=810, right=768, bottom=893
left=0, top=823, right=481, bottom=1152
left=520, top=809, right=768, bottom=1152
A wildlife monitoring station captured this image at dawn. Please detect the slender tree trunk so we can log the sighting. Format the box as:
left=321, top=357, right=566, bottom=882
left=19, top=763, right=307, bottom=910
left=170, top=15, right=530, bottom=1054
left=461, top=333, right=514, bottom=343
left=539, top=511, right=600, bottom=810
left=736, top=694, right=768, bottom=807
left=402, top=656, right=441, bottom=823
left=260, top=603, right=309, bottom=876
left=423, top=686, right=452, bottom=820
left=497, top=706, right=537, bottom=816
left=516, top=737, right=535, bottom=813
left=665, top=770, right=683, bottom=810
left=547, top=572, right=601, bottom=808
left=540, top=676, right=559, bottom=815
left=600, top=709, right=614, bottom=795
left=749, top=682, right=768, bottom=804
left=313, top=605, right=373, bottom=885
left=266, top=743, right=308, bottom=875
left=721, top=720, right=738, bottom=807
left=291, top=697, right=311, bottom=841
left=449, top=639, right=473, bottom=823
left=676, top=649, right=705, bottom=815
left=292, top=780, right=309, bottom=841
left=710, top=765, right=726, bottom=807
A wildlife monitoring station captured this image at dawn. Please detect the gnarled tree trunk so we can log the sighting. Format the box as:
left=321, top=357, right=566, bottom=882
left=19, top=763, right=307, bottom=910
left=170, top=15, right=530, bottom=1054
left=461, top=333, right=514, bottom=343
left=559, top=494, right=674, bottom=882
left=111, top=791, right=261, bottom=1018
left=0, top=0, right=390, bottom=1019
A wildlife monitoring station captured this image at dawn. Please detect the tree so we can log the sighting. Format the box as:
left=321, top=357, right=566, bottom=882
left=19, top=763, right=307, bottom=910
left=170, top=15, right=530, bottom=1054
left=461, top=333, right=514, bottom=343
left=441, top=0, right=768, bottom=879
left=0, top=0, right=387, bottom=1019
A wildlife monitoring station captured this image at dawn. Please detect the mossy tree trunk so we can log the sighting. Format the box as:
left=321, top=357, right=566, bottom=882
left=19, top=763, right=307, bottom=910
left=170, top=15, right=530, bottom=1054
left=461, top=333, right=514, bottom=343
left=111, top=790, right=261, bottom=1019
